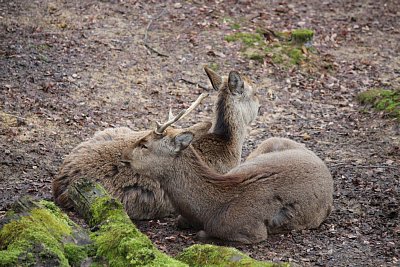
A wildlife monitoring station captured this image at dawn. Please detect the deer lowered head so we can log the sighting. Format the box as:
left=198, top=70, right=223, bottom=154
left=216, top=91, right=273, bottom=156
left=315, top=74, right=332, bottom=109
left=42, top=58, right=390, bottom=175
left=123, top=126, right=333, bottom=244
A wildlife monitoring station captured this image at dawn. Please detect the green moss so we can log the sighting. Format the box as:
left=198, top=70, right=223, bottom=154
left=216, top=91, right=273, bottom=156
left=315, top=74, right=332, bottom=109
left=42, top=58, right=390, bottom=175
left=231, top=23, right=241, bottom=30
left=90, top=197, right=128, bottom=227
left=291, top=29, right=314, bottom=45
left=0, top=207, right=72, bottom=266
left=0, top=198, right=93, bottom=267
left=89, top=194, right=185, bottom=266
left=358, top=89, right=400, bottom=118
left=225, top=29, right=312, bottom=66
left=225, top=32, right=263, bottom=46
left=243, top=48, right=266, bottom=62
left=64, top=243, right=88, bottom=267
left=287, top=48, right=304, bottom=65
left=209, top=62, right=219, bottom=72
left=177, top=244, right=290, bottom=267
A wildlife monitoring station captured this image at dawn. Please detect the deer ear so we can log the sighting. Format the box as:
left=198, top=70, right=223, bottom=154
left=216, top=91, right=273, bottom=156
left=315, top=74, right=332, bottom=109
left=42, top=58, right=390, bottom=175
left=173, top=132, right=194, bottom=153
left=204, top=66, right=222, bottom=91
left=228, top=71, right=244, bottom=95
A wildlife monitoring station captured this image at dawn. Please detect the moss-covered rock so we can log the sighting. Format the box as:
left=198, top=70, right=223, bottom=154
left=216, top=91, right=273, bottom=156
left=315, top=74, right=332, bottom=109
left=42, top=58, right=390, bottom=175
left=0, top=197, right=91, bottom=267
left=358, top=88, right=400, bottom=119
left=177, top=244, right=291, bottom=267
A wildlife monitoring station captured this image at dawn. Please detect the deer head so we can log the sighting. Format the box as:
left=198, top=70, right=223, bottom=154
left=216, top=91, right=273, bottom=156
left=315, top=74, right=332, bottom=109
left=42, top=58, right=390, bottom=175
left=122, top=93, right=207, bottom=176
left=204, top=67, right=260, bottom=135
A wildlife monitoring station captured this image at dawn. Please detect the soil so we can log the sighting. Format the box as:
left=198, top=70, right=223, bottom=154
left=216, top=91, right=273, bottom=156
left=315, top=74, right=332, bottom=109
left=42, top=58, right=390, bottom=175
left=1, top=0, right=399, bottom=266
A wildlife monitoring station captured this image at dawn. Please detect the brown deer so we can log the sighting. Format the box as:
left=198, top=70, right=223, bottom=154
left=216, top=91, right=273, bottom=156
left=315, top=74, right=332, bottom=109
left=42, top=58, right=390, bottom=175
left=193, top=67, right=260, bottom=173
left=53, top=68, right=260, bottom=220
left=52, top=94, right=210, bottom=219
left=122, top=128, right=333, bottom=244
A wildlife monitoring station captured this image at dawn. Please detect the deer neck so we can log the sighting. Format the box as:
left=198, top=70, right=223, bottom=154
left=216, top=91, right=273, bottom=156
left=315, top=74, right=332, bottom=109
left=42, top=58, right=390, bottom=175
left=160, top=147, right=229, bottom=223
left=211, top=92, right=248, bottom=147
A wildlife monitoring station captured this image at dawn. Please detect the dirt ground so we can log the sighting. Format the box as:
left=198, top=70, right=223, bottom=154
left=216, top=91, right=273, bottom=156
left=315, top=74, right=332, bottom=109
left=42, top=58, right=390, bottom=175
left=1, top=0, right=399, bottom=266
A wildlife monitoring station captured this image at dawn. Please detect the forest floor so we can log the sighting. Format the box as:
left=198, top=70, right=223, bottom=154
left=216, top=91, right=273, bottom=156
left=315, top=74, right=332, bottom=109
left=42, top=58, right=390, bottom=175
left=1, top=0, right=399, bottom=266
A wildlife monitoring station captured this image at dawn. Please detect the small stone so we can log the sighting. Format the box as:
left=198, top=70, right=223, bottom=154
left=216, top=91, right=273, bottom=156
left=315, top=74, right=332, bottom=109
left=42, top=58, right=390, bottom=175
left=174, top=3, right=182, bottom=8
left=72, top=73, right=78, bottom=78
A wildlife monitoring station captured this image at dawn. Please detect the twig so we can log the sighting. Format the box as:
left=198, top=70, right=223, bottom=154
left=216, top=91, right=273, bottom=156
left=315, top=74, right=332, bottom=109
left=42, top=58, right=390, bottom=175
left=143, top=7, right=169, bottom=57
left=178, top=78, right=211, bottom=91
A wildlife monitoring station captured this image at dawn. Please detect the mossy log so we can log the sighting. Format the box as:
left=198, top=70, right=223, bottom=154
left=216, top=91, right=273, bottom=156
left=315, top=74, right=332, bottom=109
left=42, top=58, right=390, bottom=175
left=0, top=197, right=92, bottom=267
left=67, top=179, right=186, bottom=267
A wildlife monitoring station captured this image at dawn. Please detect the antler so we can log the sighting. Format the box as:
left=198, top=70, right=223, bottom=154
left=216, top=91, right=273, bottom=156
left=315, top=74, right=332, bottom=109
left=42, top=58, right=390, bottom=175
left=155, top=93, right=209, bottom=135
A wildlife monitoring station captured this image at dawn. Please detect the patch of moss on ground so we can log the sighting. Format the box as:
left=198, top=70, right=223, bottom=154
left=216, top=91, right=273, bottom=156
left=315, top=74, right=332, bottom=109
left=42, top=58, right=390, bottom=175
left=220, top=16, right=244, bottom=30
left=358, top=89, right=400, bottom=119
left=208, top=62, right=219, bottom=72
left=225, top=29, right=315, bottom=68
left=225, top=32, right=264, bottom=46
left=291, top=29, right=314, bottom=45
left=177, top=244, right=290, bottom=267
left=0, top=199, right=89, bottom=267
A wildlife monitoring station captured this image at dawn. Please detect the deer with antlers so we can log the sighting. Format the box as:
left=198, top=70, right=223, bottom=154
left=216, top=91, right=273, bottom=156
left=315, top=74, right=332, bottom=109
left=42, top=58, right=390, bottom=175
left=53, top=68, right=260, bottom=220
left=121, top=125, right=333, bottom=244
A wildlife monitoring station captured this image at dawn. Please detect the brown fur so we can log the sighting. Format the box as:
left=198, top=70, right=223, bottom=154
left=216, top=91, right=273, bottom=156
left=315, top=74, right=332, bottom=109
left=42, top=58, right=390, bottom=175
left=53, top=124, right=210, bottom=219
left=125, top=129, right=334, bottom=244
left=53, top=68, right=259, bottom=220
left=193, top=67, right=259, bottom=173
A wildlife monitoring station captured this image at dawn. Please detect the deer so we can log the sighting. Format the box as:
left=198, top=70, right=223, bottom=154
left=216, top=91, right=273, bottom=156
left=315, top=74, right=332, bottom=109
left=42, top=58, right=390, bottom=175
left=193, top=66, right=260, bottom=173
left=53, top=68, right=260, bottom=220
left=121, top=128, right=333, bottom=244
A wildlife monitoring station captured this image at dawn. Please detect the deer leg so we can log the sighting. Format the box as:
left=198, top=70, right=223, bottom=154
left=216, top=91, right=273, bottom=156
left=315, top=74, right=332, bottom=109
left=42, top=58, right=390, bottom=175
left=176, top=215, right=203, bottom=230
left=206, top=217, right=268, bottom=244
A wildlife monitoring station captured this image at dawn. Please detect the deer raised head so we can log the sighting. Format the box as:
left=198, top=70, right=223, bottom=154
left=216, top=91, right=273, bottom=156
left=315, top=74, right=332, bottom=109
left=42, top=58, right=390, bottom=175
left=194, top=67, right=260, bottom=173
left=123, top=127, right=334, bottom=244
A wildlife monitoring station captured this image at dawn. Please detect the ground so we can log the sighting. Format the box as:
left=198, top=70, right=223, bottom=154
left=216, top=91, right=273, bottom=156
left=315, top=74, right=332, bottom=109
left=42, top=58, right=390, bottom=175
left=0, top=0, right=399, bottom=266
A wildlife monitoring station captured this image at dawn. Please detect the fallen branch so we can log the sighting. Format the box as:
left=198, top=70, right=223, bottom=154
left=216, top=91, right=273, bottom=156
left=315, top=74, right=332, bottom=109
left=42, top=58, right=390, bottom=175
left=143, top=7, right=169, bottom=57
left=68, top=179, right=185, bottom=266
